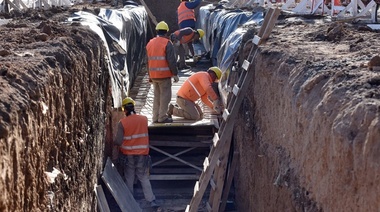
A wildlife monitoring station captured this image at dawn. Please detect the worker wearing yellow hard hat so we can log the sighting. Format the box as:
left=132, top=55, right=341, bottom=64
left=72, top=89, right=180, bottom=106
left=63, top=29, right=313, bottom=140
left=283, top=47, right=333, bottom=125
left=170, top=27, right=205, bottom=70
left=146, top=21, right=179, bottom=123
left=155, top=21, right=169, bottom=31
left=167, top=66, right=223, bottom=121
left=114, top=97, right=159, bottom=207
left=177, top=0, right=202, bottom=70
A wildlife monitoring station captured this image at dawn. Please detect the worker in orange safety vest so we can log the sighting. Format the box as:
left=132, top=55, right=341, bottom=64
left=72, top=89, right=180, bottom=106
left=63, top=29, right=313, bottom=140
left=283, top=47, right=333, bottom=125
left=113, top=97, right=159, bottom=208
left=146, top=21, right=179, bottom=123
left=177, top=0, right=202, bottom=68
left=167, top=67, right=223, bottom=120
left=177, top=0, right=201, bottom=29
left=170, top=27, right=205, bottom=70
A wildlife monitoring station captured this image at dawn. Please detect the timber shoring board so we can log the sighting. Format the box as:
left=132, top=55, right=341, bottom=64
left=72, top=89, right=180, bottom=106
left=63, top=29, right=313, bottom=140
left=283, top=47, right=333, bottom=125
left=95, top=185, right=111, bottom=212
left=101, top=158, right=142, bottom=212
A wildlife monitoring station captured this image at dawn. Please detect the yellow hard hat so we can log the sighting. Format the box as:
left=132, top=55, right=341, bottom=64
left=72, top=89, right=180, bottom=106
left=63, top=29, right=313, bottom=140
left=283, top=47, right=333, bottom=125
left=122, top=97, right=135, bottom=106
left=155, top=21, right=169, bottom=31
left=197, top=29, right=205, bottom=38
left=209, top=67, right=222, bottom=80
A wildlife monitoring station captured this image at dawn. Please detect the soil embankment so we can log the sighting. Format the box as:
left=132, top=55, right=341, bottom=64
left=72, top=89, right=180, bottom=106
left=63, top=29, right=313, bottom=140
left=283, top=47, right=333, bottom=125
left=234, top=19, right=380, bottom=211
left=0, top=9, right=111, bottom=211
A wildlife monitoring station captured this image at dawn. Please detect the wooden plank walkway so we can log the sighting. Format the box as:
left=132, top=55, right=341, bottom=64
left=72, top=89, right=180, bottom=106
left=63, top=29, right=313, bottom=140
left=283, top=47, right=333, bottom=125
left=130, top=60, right=219, bottom=128
left=127, top=56, right=218, bottom=211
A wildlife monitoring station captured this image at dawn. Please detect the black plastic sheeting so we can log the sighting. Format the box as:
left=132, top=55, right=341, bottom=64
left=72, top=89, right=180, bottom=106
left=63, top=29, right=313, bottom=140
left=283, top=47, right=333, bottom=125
left=198, top=4, right=264, bottom=102
left=68, top=5, right=148, bottom=108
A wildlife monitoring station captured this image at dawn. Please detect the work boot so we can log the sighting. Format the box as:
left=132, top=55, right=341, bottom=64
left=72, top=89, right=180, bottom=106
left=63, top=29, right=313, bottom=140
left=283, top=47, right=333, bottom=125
left=167, top=103, right=174, bottom=118
left=150, top=200, right=159, bottom=207
left=158, top=117, right=173, bottom=123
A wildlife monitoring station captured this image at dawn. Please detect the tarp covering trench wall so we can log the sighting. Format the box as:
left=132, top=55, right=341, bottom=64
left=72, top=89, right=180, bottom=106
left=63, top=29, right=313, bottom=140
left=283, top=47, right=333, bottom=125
left=68, top=5, right=148, bottom=108
left=198, top=4, right=263, bottom=102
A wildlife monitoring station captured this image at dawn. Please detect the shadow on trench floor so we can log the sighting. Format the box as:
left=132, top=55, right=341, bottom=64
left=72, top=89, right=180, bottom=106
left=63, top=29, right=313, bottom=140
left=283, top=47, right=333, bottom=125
left=101, top=179, right=237, bottom=212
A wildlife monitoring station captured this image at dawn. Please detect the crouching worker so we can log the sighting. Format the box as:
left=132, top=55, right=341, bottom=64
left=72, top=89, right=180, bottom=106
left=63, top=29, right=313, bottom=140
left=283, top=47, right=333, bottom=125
left=114, top=97, right=158, bottom=208
left=170, top=28, right=205, bottom=70
left=167, top=67, right=223, bottom=120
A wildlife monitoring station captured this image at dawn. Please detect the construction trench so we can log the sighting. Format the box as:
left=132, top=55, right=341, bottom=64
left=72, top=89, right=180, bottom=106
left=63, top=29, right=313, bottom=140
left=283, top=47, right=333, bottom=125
left=1, top=0, right=380, bottom=211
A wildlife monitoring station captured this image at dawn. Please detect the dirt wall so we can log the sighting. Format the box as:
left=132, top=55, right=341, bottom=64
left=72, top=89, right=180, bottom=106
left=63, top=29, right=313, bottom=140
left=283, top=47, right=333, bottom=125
left=0, top=19, right=110, bottom=211
left=233, top=20, right=380, bottom=211
left=142, top=0, right=213, bottom=33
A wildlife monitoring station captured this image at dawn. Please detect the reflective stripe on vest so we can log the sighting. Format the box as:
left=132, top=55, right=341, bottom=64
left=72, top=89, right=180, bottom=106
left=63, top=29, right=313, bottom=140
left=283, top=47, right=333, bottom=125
left=146, top=37, right=172, bottom=78
left=178, top=2, right=195, bottom=24
left=123, top=133, right=149, bottom=141
left=188, top=79, right=201, bottom=98
left=120, top=144, right=149, bottom=150
left=120, top=114, right=149, bottom=155
left=148, top=56, right=166, bottom=60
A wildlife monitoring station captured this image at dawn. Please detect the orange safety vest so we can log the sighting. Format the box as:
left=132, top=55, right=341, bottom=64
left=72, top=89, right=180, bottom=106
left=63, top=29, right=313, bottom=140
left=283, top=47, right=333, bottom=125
left=174, top=30, right=195, bottom=44
left=177, top=2, right=195, bottom=25
left=177, top=72, right=218, bottom=108
left=119, top=114, right=149, bottom=155
left=146, top=37, right=173, bottom=79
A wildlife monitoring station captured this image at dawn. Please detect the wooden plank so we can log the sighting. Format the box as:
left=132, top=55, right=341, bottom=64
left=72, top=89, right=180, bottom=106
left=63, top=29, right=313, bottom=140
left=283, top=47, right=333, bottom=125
left=5, top=0, right=21, bottom=11
left=150, top=140, right=211, bottom=147
left=220, top=151, right=239, bottom=212
left=101, top=158, right=142, bottom=212
left=151, top=168, right=201, bottom=174
left=189, top=40, right=260, bottom=212
left=150, top=145, right=203, bottom=172
left=260, top=8, right=281, bottom=41
left=152, top=147, right=196, bottom=166
left=150, top=174, right=200, bottom=180
left=151, top=158, right=204, bottom=166
left=209, top=137, right=232, bottom=211
left=95, top=185, right=111, bottom=212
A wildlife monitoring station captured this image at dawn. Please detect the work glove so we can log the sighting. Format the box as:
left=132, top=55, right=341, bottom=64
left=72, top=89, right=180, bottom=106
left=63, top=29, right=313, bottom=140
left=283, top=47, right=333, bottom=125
left=173, top=75, right=179, bottom=83
left=212, top=99, right=223, bottom=114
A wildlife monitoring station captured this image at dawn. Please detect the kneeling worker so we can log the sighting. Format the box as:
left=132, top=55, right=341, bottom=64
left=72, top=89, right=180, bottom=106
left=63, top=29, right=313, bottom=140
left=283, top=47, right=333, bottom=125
left=167, top=67, right=223, bottom=120
left=114, top=97, right=158, bottom=208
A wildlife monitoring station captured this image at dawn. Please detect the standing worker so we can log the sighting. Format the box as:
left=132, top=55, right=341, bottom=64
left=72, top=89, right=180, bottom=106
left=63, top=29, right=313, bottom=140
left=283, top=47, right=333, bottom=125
left=114, top=97, right=158, bottom=208
left=170, top=27, right=205, bottom=70
left=177, top=0, right=202, bottom=63
left=146, top=21, right=179, bottom=123
left=177, top=0, right=201, bottom=30
left=167, top=67, right=223, bottom=121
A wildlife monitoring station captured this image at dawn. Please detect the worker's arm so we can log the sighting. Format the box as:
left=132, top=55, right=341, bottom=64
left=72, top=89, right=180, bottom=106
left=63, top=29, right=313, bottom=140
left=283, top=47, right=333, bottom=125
left=201, top=94, right=213, bottom=109
left=114, top=122, right=124, bottom=146
left=166, top=41, right=179, bottom=76
left=199, top=74, right=218, bottom=108
left=185, top=0, right=201, bottom=9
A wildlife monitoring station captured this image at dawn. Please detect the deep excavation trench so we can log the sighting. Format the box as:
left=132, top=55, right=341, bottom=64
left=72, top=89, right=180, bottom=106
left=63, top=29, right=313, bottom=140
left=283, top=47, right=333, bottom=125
left=1, top=2, right=380, bottom=212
